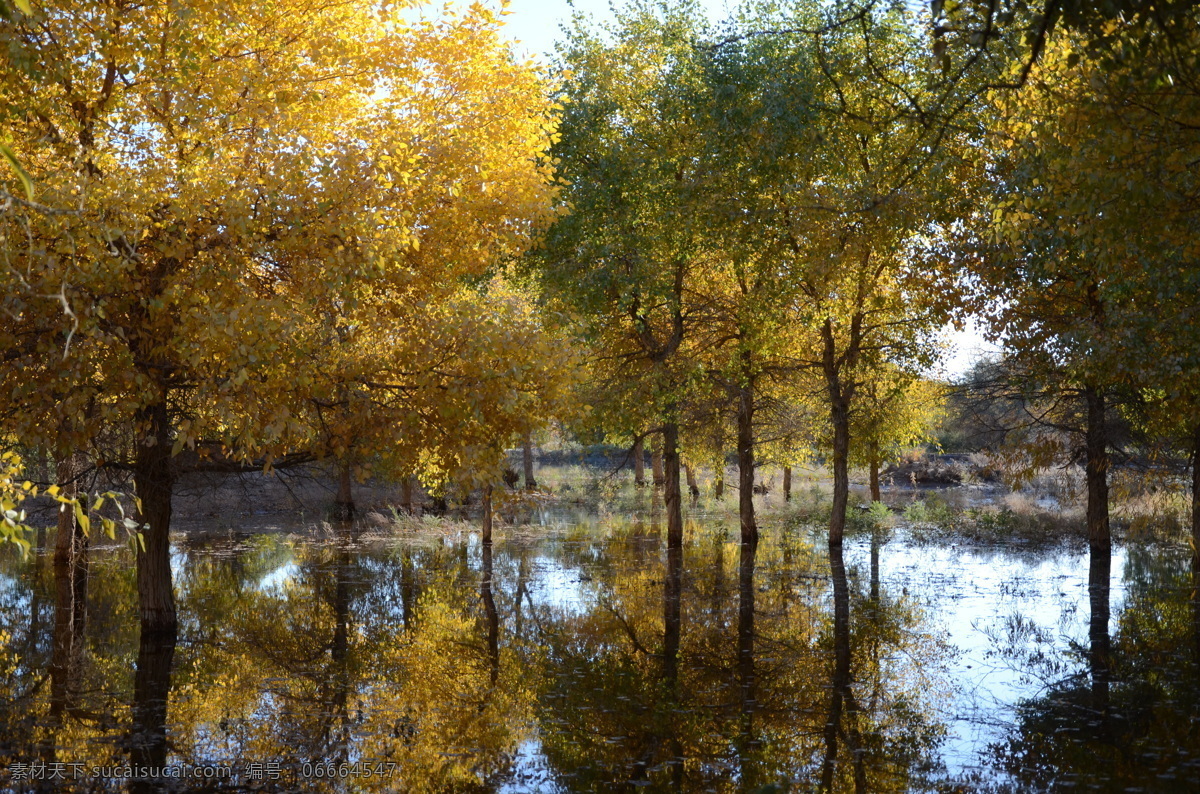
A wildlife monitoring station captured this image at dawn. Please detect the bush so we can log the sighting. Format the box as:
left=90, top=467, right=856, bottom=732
left=902, top=496, right=954, bottom=528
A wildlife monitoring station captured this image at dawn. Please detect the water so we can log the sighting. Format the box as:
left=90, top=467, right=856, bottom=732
left=1, top=511, right=1198, bottom=792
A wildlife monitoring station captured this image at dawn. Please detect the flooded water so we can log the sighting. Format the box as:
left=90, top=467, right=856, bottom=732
left=1, top=508, right=1198, bottom=792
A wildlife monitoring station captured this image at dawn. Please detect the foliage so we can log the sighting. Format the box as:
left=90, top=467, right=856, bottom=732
left=0, top=0, right=562, bottom=473
left=535, top=0, right=715, bottom=431
left=0, top=450, right=33, bottom=551
left=850, top=370, right=947, bottom=469
left=0, top=449, right=140, bottom=555
left=865, top=500, right=892, bottom=527
left=902, top=497, right=954, bottom=529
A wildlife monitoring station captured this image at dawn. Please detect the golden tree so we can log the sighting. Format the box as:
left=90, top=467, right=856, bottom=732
left=0, top=0, right=560, bottom=631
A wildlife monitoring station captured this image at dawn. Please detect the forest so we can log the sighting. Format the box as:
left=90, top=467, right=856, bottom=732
left=1, top=0, right=1199, bottom=791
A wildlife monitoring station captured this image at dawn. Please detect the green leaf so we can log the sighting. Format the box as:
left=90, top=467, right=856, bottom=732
left=14, top=0, right=33, bottom=14
left=0, top=144, right=34, bottom=200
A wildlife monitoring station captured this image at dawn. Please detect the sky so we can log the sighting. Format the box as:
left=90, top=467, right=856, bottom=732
left=502, top=0, right=731, bottom=60
left=497, top=0, right=999, bottom=379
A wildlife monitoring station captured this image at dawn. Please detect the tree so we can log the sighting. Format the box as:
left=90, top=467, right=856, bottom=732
left=536, top=0, right=723, bottom=548
left=851, top=370, right=946, bottom=502
left=707, top=0, right=970, bottom=546
left=0, top=0, right=559, bottom=631
left=968, top=13, right=1200, bottom=552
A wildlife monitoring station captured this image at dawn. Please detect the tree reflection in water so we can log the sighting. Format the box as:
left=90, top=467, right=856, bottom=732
left=821, top=545, right=864, bottom=793
left=531, top=525, right=949, bottom=791
left=992, top=545, right=1200, bottom=789
left=128, top=627, right=176, bottom=794
left=0, top=523, right=974, bottom=791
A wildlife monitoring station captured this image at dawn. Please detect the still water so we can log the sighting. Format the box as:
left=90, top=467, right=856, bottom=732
left=1, top=510, right=1198, bottom=792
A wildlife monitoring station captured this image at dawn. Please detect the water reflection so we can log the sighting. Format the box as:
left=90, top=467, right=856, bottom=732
left=821, top=546, right=860, bottom=792
left=1, top=522, right=1200, bottom=791
left=1087, top=549, right=1111, bottom=723
left=129, top=628, right=176, bottom=794
left=991, top=546, right=1200, bottom=789
left=49, top=552, right=89, bottom=742
left=737, top=542, right=758, bottom=790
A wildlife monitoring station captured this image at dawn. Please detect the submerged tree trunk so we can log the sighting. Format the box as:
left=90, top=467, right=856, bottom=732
left=737, top=355, right=758, bottom=546
left=684, top=464, right=699, bottom=501
left=334, top=457, right=354, bottom=521
left=651, top=435, right=665, bottom=488
left=522, top=432, right=537, bottom=491
left=481, top=484, right=493, bottom=544
left=822, top=316, right=860, bottom=548
left=400, top=547, right=415, bottom=632
left=129, top=625, right=176, bottom=794
left=783, top=466, right=792, bottom=503
left=50, top=548, right=89, bottom=722
left=53, top=453, right=86, bottom=568
left=1193, top=552, right=1200, bottom=670
left=822, top=318, right=864, bottom=549
left=737, top=541, right=759, bottom=788
left=662, top=544, right=682, bottom=686
left=481, top=540, right=499, bottom=687
left=633, top=437, right=646, bottom=487
left=134, top=401, right=177, bottom=634
left=1191, top=422, right=1200, bottom=566
left=1088, top=547, right=1112, bottom=718
left=821, top=545, right=865, bottom=792
left=1083, top=385, right=1111, bottom=552
left=663, top=422, right=683, bottom=549
left=326, top=531, right=353, bottom=765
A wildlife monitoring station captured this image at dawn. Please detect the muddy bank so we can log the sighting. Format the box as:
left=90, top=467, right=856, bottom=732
left=882, top=453, right=1003, bottom=486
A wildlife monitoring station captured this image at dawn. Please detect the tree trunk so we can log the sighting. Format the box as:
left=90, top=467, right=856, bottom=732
left=869, top=440, right=881, bottom=503
left=829, top=395, right=852, bottom=547
left=481, top=484, right=493, bottom=544
left=522, top=432, right=537, bottom=491
left=134, top=401, right=177, bottom=634
left=1191, top=422, right=1200, bottom=567
left=53, top=453, right=85, bottom=568
left=737, top=359, right=758, bottom=546
left=713, top=474, right=724, bottom=500
left=822, top=316, right=861, bottom=549
left=1083, top=386, right=1111, bottom=552
left=37, top=446, right=49, bottom=486
left=663, top=422, right=683, bottom=549
left=633, top=437, right=646, bottom=487
left=335, top=457, right=354, bottom=521
left=783, top=466, right=792, bottom=503
left=401, top=476, right=414, bottom=514
left=651, top=435, right=665, bottom=487
left=684, top=464, right=699, bottom=501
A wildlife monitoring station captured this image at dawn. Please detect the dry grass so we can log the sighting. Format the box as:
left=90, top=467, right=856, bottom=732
left=159, top=453, right=1190, bottom=550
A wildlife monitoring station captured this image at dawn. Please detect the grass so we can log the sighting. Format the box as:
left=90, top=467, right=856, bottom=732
left=269, top=452, right=1190, bottom=551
